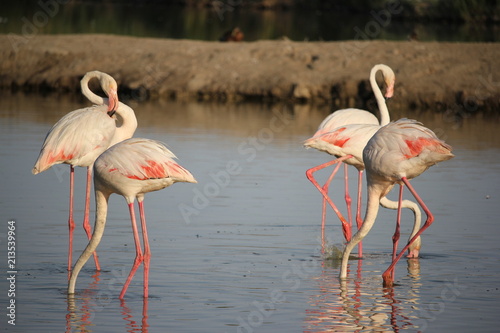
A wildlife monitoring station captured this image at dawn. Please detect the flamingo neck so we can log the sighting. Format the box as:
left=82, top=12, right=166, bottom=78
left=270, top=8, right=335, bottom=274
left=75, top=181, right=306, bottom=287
left=108, top=104, right=138, bottom=147
left=81, top=72, right=106, bottom=106
left=379, top=194, right=422, bottom=256
left=68, top=189, right=109, bottom=294
left=340, top=178, right=386, bottom=279
left=404, top=197, right=422, bottom=256
left=370, top=65, right=390, bottom=126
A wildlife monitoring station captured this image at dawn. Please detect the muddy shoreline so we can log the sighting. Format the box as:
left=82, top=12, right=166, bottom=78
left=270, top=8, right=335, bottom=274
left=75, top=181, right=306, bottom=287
left=1, top=34, right=499, bottom=113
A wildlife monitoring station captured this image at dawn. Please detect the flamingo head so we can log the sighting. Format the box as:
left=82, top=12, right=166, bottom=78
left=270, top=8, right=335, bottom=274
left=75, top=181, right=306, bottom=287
left=96, top=73, right=119, bottom=115
left=384, top=74, right=395, bottom=99
left=407, top=235, right=421, bottom=258
left=106, top=85, right=119, bottom=116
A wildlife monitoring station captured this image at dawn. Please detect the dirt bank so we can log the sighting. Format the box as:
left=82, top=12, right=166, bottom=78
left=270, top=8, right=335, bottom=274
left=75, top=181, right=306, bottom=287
left=1, top=34, right=499, bottom=113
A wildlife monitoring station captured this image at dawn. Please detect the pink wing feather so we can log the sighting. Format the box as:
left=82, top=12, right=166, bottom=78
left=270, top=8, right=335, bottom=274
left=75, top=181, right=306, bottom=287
left=99, top=138, right=196, bottom=183
left=385, top=119, right=454, bottom=160
left=32, top=106, right=115, bottom=173
left=313, top=127, right=351, bottom=147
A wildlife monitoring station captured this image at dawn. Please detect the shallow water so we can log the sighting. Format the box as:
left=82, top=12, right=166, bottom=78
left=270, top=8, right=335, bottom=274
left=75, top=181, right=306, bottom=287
left=0, top=93, right=500, bottom=332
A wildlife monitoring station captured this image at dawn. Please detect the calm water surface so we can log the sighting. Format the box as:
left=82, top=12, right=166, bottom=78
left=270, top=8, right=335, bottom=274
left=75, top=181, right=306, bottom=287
left=0, top=93, right=499, bottom=332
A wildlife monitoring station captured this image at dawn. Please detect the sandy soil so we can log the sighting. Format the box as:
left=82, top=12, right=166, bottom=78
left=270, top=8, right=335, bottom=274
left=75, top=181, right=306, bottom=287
left=1, top=34, right=499, bottom=112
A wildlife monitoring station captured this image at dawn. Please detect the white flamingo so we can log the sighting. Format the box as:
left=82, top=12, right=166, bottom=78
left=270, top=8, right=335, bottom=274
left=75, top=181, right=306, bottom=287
left=68, top=138, right=197, bottom=299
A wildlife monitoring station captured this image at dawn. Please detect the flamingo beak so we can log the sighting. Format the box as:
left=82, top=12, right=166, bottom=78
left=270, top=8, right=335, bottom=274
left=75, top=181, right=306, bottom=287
left=407, top=236, right=421, bottom=258
left=107, top=88, right=119, bottom=116
left=385, top=80, right=394, bottom=99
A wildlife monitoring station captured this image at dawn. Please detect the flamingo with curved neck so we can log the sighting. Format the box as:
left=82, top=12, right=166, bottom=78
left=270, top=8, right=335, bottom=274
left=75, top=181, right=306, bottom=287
left=81, top=71, right=138, bottom=146
left=369, top=63, right=393, bottom=126
left=80, top=70, right=119, bottom=112
left=316, top=64, right=395, bottom=135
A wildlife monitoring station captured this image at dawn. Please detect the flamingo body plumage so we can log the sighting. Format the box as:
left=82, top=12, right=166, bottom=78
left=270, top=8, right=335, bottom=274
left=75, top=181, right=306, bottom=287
left=305, top=124, right=380, bottom=170
left=315, top=109, right=379, bottom=135
left=364, top=123, right=453, bottom=182
left=94, top=138, right=196, bottom=200
left=32, top=106, right=117, bottom=173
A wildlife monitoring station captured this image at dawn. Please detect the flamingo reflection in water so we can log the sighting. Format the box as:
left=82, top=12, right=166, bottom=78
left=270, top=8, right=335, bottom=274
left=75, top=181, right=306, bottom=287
left=66, top=271, right=103, bottom=332
left=66, top=272, right=150, bottom=333
left=304, top=258, right=422, bottom=332
left=121, top=298, right=149, bottom=333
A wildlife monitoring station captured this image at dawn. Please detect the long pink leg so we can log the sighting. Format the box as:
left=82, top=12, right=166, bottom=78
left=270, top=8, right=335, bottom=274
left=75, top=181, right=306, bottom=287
left=313, top=160, right=342, bottom=238
left=319, top=162, right=342, bottom=251
left=68, top=165, right=75, bottom=273
left=382, top=178, right=434, bottom=287
left=318, top=162, right=340, bottom=238
left=320, top=161, right=343, bottom=238
left=320, top=191, right=327, bottom=244
left=306, top=156, right=352, bottom=242
left=355, top=170, right=364, bottom=258
left=138, top=200, right=151, bottom=298
left=82, top=166, right=101, bottom=271
left=120, top=202, right=144, bottom=299
left=388, top=185, right=404, bottom=281
left=343, top=164, right=353, bottom=233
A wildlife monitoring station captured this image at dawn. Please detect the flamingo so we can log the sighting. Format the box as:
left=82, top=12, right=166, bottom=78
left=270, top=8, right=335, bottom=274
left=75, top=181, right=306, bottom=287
left=32, top=71, right=137, bottom=272
left=339, top=119, right=454, bottom=287
left=307, top=64, right=395, bottom=250
left=68, top=138, right=197, bottom=299
left=305, top=124, right=422, bottom=258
